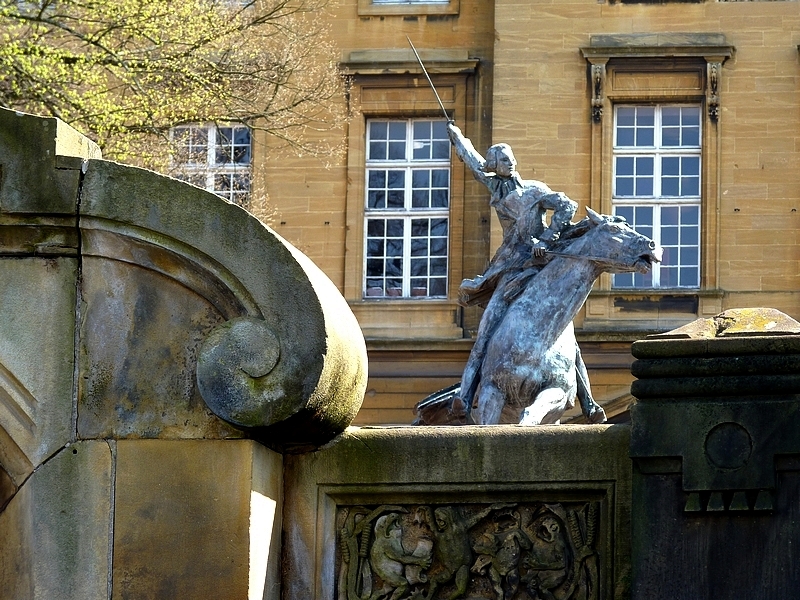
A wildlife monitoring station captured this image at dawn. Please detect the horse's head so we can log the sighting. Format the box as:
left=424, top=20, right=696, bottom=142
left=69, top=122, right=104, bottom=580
left=580, top=207, right=662, bottom=274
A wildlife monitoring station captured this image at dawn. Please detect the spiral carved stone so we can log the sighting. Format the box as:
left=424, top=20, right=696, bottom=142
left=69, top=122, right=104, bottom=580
left=197, top=317, right=287, bottom=428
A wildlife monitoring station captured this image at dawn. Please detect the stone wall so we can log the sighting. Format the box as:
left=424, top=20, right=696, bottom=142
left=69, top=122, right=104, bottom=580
left=283, top=425, right=632, bottom=600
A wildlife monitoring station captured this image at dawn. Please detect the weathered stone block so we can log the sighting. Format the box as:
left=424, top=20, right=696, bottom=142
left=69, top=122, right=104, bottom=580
left=112, top=440, right=282, bottom=600
left=0, top=258, right=77, bottom=486
left=0, top=441, right=112, bottom=600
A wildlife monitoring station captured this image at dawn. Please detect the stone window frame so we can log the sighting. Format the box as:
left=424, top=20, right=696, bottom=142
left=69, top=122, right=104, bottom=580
left=363, top=118, right=452, bottom=299
left=340, top=50, right=477, bottom=339
left=357, top=0, right=459, bottom=17
left=580, top=34, right=733, bottom=328
left=611, top=103, right=703, bottom=290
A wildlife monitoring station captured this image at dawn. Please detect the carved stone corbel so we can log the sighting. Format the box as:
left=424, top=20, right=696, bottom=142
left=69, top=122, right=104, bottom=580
left=706, top=61, right=721, bottom=123
left=591, top=62, right=606, bottom=123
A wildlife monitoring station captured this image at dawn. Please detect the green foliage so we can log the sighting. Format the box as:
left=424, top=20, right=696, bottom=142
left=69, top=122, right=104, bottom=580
left=0, top=0, right=347, bottom=167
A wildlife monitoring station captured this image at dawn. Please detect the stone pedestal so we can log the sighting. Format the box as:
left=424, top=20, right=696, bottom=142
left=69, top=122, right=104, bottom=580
left=630, top=308, right=800, bottom=599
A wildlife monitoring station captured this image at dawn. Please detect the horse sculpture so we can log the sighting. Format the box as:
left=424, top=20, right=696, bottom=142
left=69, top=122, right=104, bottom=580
left=414, top=208, right=661, bottom=426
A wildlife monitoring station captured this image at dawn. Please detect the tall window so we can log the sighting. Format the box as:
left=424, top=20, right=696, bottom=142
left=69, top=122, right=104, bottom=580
left=364, top=119, right=450, bottom=298
left=612, top=105, right=701, bottom=289
left=172, top=124, right=252, bottom=206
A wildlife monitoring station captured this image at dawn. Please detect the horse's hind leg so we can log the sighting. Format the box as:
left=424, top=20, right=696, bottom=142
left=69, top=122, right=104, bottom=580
left=519, top=388, right=569, bottom=425
left=575, top=344, right=607, bottom=424
left=475, top=382, right=506, bottom=424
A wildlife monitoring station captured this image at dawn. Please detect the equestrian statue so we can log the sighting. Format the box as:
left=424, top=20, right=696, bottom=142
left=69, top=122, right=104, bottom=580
left=413, top=124, right=661, bottom=426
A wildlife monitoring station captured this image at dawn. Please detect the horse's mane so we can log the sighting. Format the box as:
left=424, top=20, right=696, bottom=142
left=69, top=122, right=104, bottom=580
left=548, top=214, right=625, bottom=254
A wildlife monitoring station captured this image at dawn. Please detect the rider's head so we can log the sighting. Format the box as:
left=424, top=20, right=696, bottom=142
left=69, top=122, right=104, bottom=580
left=484, top=143, right=516, bottom=178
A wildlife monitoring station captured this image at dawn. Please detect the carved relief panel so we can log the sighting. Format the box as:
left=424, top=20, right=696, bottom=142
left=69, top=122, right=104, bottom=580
left=336, top=501, right=600, bottom=600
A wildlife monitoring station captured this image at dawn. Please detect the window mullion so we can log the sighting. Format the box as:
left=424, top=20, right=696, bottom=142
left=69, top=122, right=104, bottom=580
left=208, top=126, right=216, bottom=168
left=651, top=206, right=662, bottom=287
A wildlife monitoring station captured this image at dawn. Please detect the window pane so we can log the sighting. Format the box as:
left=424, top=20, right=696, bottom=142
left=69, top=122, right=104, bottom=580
left=660, top=266, right=678, bottom=288
left=634, top=207, right=652, bottom=226
left=617, top=128, right=634, bottom=147
left=430, top=218, right=448, bottom=236
left=412, top=189, right=429, bottom=208
left=430, top=257, right=447, bottom=275
left=680, top=247, right=699, bottom=265
left=367, top=220, right=385, bottom=236
left=616, top=178, right=634, bottom=196
left=431, top=169, right=449, bottom=188
left=410, top=258, right=427, bottom=276
left=662, top=206, right=679, bottom=226
left=637, top=107, right=655, bottom=126
left=662, top=157, right=679, bottom=176
left=370, top=121, right=387, bottom=139
left=368, top=170, right=386, bottom=187
left=662, top=226, right=679, bottom=246
left=411, top=220, right=429, bottom=236
left=388, top=141, right=405, bottom=160
left=430, top=238, right=447, bottom=256
left=637, top=126, right=654, bottom=147
left=389, top=122, right=406, bottom=139
left=366, top=259, right=383, bottom=277
left=682, top=177, right=699, bottom=197
left=369, top=142, right=387, bottom=160
left=386, top=219, right=404, bottom=236
left=617, top=107, right=636, bottom=127
left=431, top=189, right=449, bottom=208
left=613, top=273, right=633, bottom=288
left=615, top=206, right=634, bottom=223
left=662, top=177, right=679, bottom=196
left=680, top=267, right=699, bottom=287
left=412, top=170, right=430, bottom=188
left=410, top=238, right=427, bottom=256
left=682, top=226, right=699, bottom=246
left=429, top=279, right=446, bottom=296
left=635, top=176, right=653, bottom=197
left=386, top=258, right=403, bottom=276
left=616, top=157, right=634, bottom=176
left=387, top=170, right=404, bottom=188
left=681, top=205, right=700, bottom=223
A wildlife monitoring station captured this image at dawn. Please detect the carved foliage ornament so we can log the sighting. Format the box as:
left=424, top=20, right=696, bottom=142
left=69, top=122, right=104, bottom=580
left=337, top=501, right=600, bottom=600
left=587, top=60, right=723, bottom=123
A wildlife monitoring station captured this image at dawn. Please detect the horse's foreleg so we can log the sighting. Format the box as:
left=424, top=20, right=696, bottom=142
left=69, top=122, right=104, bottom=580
left=475, top=382, right=505, bottom=425
left=519, top=388, right=569, bottom=425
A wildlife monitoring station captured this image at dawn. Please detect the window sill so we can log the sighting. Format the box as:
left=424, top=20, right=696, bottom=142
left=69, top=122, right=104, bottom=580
left=349, top=299, right=463, bottom=340
left=582, top=289, right=723, bottom=334
left=357, top=0, right=459, bottom=16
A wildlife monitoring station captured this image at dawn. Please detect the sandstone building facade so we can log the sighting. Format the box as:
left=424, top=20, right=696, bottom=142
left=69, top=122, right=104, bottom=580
left=254, top=0, right=800, bottom=424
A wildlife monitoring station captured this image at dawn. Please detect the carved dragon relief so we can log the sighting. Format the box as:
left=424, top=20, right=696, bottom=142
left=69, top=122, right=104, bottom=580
left=337, top=502, right=600, bottom=600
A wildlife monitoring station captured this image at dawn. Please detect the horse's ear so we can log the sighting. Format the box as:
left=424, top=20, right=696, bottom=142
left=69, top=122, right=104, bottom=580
left=585, top=206, right=605, bottom=225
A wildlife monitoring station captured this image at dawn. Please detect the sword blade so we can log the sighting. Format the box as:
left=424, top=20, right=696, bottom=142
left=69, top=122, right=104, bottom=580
left=406, top=36, right=451, bottom=121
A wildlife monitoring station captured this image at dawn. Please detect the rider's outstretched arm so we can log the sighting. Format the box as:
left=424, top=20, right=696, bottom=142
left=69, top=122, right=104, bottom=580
left=447, top=123, right=491, bottom=187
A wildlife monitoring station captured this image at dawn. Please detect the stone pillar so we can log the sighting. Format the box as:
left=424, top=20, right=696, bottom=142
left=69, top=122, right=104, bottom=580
left=630, top=308, right=800, bottom=598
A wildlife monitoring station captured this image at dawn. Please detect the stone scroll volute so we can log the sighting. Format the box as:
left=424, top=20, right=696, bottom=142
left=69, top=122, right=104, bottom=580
left=78, top=158, right=368, bottom=452
left=0, top=108, right=367, bottom=467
